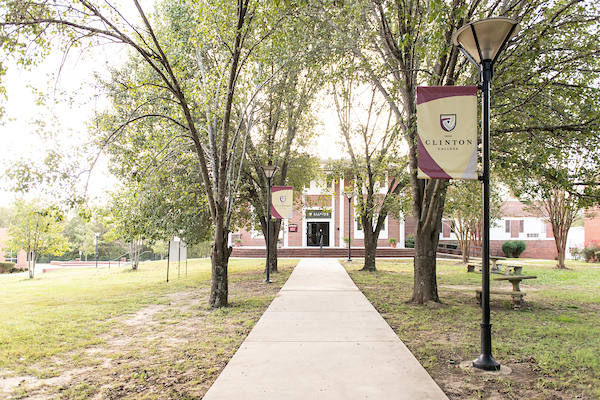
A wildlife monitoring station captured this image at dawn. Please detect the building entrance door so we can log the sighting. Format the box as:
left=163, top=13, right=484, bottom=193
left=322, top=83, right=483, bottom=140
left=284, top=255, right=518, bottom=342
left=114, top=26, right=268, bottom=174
left=307, top=222, right=330, bottom=246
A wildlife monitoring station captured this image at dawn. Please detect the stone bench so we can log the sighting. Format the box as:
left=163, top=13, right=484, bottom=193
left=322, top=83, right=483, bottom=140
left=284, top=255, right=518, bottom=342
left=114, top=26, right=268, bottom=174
left=467, top=263, right=482, bottom=273
left=505, top=265, right=523, bottom=275
left=475, top=289, right=526, bottom=310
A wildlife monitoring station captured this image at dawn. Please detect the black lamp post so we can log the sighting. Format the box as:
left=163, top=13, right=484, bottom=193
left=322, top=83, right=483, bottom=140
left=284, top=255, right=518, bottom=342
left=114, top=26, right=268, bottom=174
left=452, top=17, right=520, bottom=371
left=261, top=165, right=278, bottom=283
left=345, top=191, right=353, bottom=262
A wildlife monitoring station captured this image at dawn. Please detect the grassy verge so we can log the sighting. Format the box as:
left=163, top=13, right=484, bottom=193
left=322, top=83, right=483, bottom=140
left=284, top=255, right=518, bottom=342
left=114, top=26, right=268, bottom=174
left=0, top=258, right=297, bottom=399
left=344, top=259, right=600, bottom=400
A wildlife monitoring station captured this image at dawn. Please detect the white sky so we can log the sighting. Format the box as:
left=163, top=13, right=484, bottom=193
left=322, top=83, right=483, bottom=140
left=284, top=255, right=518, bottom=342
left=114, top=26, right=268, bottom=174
left=0, top=46, right=122, bottom=207
left=0, top=1, right=348, bottom=209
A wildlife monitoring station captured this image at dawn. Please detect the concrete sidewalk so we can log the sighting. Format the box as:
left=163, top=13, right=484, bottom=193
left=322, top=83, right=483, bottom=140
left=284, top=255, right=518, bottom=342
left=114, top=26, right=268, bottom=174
left=202, top=258, right=449, bottom=399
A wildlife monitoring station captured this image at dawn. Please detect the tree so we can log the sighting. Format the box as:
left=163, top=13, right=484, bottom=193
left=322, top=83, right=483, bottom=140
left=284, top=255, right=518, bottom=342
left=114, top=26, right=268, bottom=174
left=311, top=0, right=600, bottom=303
left=1, top=0, right=291, bottom=306
left=103, top=146, right=213, bottom=267
left=492, top=1, right=600, bottom=270
left=5, top=198, right=69, bottom=278
left=308, top=0, right=468, bottom=301
left=444, top=180, right=503, bottom=263
left=62, top=206, right=105, bottom=261
left=0, top=206, right=15, bottom=227
left=510, top=174, right=587, bottom=269
left=327, top=80, right=409, bottom=271
left=239, top=23, right=324, bottom=273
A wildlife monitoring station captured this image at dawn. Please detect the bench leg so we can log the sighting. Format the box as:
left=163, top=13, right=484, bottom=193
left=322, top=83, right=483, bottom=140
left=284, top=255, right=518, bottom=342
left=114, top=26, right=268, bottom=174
left=511, top=294, right=523, bottom=310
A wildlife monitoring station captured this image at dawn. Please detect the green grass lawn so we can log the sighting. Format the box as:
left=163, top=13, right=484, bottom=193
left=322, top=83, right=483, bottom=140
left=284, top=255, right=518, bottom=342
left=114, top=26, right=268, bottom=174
left=2, top=256, right=599, bottom=399
left=344, top=258, right=600, bottom=399
left=0, top=259, right=297, bottom=399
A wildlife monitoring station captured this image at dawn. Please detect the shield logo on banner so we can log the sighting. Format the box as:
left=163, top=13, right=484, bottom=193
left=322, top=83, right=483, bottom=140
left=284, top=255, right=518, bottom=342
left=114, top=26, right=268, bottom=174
left=440, top=114, right=456, bottom=132
left=280, top=196, right=286, bottom=203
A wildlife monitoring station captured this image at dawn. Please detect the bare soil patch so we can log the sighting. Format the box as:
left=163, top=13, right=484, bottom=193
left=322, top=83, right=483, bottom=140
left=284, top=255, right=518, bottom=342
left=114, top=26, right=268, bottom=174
left=1, top=268, right=290, bottom=399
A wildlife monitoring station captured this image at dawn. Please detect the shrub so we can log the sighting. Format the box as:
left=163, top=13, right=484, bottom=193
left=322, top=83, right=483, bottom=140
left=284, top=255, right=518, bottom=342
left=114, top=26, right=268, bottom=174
left=502, top=240, right=527, bottom=258
left=569, top=245, right=582, bottom=260
left=582, top=240, right=600, bottom=263
left=0, top=262, right=16, bottom=274
left=388, top=238, right=397, bottom=244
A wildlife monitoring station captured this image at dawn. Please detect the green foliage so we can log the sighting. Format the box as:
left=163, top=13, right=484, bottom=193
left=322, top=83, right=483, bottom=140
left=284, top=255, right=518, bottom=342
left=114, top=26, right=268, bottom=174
left=582, top=240, right=600, bottom=263
left=405, top=234, right=415, bottom=248
left=443, top=179, right=502, bottom=260
left=494, top=2, right=600, bottom=204
left=0, top=262, right=16, bottom=273
left=0, top=206, right=15, bottom=227
left=4, top=198, right=69, bottom=261
left=502, top=240, right=527, bottom=258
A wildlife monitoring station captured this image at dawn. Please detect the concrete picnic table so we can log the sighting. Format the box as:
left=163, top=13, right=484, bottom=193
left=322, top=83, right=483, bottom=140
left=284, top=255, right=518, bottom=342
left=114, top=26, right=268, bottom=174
left=490, top=255, right=506, bottom=273
left=493, top=274, right=537, bottom=292
left=475, top=274, right=537, bottom=310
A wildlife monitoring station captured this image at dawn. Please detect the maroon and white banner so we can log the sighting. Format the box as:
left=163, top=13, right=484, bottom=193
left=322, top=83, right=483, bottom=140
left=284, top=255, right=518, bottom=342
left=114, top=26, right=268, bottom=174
left=271, top=186, right=293, bottom=219
left=417, top=86, right=478, bottom=180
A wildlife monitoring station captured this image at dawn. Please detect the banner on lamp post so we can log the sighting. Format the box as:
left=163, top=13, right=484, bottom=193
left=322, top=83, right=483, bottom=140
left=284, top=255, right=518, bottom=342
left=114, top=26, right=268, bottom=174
left=417, top=86, right=478, bottom=180
left=271, top=186, right=294, bottom=219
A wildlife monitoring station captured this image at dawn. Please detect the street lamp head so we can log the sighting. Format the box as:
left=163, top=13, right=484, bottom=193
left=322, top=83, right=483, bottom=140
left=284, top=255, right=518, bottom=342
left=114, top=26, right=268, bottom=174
left=452, top=17, right=520, bottom=65
left=344, top=191, right=353, bottom=200
left=261, top=165, right=278, bottom=179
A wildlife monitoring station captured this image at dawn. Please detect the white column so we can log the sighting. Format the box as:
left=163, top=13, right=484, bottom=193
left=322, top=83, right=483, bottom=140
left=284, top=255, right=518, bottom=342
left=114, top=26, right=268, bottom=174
left=340, top=178, right=345, bottom=247
left=399, top=215, right=405, bottom=249
left=302, top=194, right=307, bottom=247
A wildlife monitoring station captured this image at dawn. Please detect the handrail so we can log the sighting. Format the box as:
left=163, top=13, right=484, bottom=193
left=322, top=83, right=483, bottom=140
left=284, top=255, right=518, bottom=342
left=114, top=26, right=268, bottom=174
left=108, top=252, right=130, bottom=269
left=405, top=241, right=504, bottom=258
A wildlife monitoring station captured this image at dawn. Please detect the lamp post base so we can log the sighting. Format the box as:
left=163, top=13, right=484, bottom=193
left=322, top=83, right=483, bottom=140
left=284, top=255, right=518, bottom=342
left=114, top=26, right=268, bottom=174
left=472, top=354, right=500, bottom=371
left=264, top=278, right=272, bottom=283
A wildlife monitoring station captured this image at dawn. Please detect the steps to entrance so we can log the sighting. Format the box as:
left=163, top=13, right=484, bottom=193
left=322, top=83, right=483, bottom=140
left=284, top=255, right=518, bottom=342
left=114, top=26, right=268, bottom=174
left=230, top=247, right=414, bottom=258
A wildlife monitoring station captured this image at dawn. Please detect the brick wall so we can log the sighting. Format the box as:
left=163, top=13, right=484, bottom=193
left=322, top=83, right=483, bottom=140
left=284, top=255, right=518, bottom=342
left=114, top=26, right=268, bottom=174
left=585, top=207, right=600, bottom=244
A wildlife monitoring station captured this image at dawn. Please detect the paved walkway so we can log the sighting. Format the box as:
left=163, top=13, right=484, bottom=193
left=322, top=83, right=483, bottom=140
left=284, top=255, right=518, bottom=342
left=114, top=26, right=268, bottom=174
left=203, top=258, right=449, bottom=399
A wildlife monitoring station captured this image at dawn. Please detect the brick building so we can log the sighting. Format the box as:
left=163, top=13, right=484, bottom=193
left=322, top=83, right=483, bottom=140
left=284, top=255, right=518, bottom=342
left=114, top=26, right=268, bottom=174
left=584, top=207, right=600, bottom=244
left=233, top=178, right=587, bottom=260
left=0, top=227, right=27, bottom=267
left=437, top=199, right=585, bottom=260
left=233, top=175, right=405, bottom=251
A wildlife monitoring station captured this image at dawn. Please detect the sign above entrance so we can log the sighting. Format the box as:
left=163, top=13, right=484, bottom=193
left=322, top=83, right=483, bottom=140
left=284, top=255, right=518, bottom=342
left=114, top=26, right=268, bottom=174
left=272, top=186, right=294, bottom=219
left=306, top=210, right=331, bottom=219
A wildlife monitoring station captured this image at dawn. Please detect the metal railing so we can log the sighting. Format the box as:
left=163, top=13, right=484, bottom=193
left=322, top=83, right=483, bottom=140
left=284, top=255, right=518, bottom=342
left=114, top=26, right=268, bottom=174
left=404, top=241, right=503, bottom=258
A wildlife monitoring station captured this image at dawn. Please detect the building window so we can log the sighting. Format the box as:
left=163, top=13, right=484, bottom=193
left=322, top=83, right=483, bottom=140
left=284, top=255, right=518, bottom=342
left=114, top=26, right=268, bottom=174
left=519, top=219, right=524, bottom=233
left=527, top=233, right=539, bottom=238
left=355, top=214, right=388, bottom=239
left=505, top=220, right=510, bottom=233
left=357, top=217, right=386, bottom=232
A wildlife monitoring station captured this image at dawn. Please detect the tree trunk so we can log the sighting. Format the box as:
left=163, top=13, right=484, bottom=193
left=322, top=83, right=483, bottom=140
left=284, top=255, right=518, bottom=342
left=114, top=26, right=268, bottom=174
left=408, top=178, right=446, bottom=304
left=461, top=243, right=469, bottom=264
left=555, top=227, right=568, bottom=269
left=361, top=215, right=378, bottom=271
left=362, top=237, right=377, bottom=271
left=209, top=221, right=231, bottom=308
left=410, top=227, right=440, bottom=303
